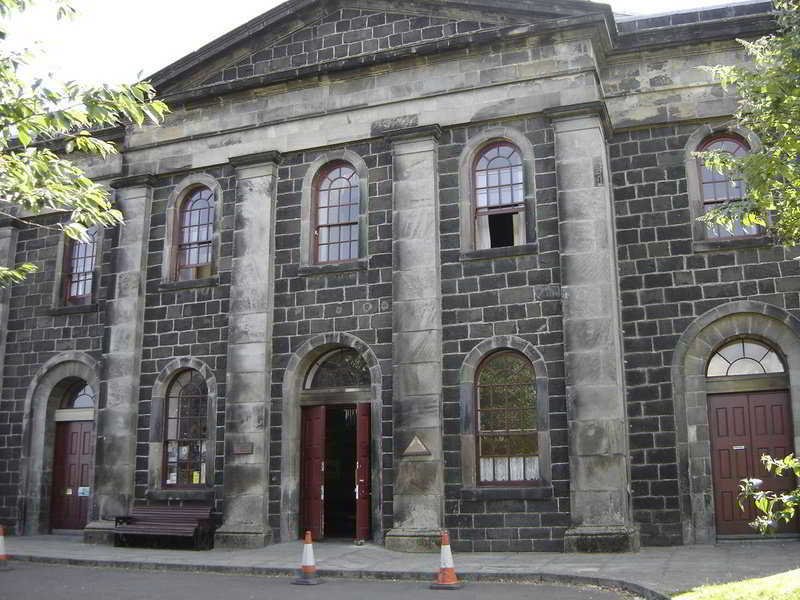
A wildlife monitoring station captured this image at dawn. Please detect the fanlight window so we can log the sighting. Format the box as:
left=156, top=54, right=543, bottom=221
left=706, top=340, right=785, bottom=377
left=61, top=381, right=95, bottom=409
left=315, top=162, right=360, bottom=263
left=164, top=370, right=208, bottom=486
left=177, top=186, right=214, bottom=281
left=697, top=136, right=755, bottom=238
left=474, top=142, right=525, bottom=249
left=476, top=351, right=538, bottom=484
left=305, top=348, right=370, bottom=389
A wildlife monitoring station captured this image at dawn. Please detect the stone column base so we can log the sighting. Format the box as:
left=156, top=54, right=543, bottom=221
left=214, top=528, right=272, bottom=549
left=384, top=528, right=441, bottom=553
left=83, top=520, right=116, bottom=545
left=564, top=525, right=641, bottom=553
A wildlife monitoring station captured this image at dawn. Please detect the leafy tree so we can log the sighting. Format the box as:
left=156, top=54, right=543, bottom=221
left=0, top=0, right=168, bottom=286
left=697, top=0, right=800, bottom=245
left=739, top=454, right=799, bottom=534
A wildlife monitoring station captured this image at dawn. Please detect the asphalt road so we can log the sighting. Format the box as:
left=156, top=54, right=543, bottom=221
left=0, top=562, right=633, bottom=600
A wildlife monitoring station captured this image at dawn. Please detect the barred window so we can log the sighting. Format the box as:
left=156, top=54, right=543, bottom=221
left=64, top=226, right=97, bottom=305
left=697, top=136, right=756, bottom=238
left=164, top=370, right=208, bottom=487
left=315, top=162, right=360, bottom=263
left=176, top=187, right=214, bottom=281
left=474, top=142, right=525, bottom=249
left=476, top=351, right=538, bottom=484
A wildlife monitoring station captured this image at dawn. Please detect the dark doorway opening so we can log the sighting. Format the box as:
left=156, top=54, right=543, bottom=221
left=324, top=405, right=357, bottom=538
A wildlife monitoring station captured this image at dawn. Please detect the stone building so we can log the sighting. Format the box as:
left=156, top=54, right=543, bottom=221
left=1, top=0, right=796, bottom=553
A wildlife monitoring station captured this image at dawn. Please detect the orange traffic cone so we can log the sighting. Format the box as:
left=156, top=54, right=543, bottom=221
left=430, top=530, right=462, bottom=590
left=292, top=530, right=323, bottom=585
left=0, top=526, right=10, bottom=570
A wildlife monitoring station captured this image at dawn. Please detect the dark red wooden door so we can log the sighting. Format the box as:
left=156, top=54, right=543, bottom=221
left=301, top=406, right=326, bottom=540
left=51, top=421, right=94, bottom=530
left=355, top=403, right=371, bottom=542
left=709, top=391, right=797, bottom=535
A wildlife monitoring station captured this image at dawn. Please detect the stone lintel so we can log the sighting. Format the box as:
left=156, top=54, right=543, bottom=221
left=384, top=124, right=442, bottom=145
left=229, top=150, right=283, bottom=169
left=109, top=173, right=157, bottom=189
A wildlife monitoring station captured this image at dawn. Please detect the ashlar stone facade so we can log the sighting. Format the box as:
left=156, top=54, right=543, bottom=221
left=1, top=0, right=795, bottom=553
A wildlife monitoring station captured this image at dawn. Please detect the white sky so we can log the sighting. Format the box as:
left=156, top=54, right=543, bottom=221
left=5, top=0, right=761, bottom=85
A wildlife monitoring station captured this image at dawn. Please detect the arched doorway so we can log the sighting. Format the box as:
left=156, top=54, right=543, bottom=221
left=705, top=339, right=797, bottom=536
left=51, top=379, right=96, bottom=531
left=300, top=348, right=371, bottom=542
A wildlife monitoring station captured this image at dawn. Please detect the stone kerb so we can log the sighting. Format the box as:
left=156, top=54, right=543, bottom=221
left=672, top=300, right=800, bottom=544
left=279, top=332, right=383, bottom=543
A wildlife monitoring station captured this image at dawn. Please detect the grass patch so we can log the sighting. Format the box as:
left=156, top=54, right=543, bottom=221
left=673, top=569, right=800, bottom=600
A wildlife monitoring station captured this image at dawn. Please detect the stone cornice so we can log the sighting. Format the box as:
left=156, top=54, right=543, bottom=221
left=109, top=174, right=158, bottom=189
left=383, top=124, right=442, bottom=144
left=229, top=150, right=283, bottom=168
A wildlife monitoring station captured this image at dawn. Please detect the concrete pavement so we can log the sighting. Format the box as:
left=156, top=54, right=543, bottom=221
left=5, top=534, right=800, bottom=599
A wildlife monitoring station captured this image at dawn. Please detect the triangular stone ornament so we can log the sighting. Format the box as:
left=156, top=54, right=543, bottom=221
left=403, top=435, right=431, bottom=457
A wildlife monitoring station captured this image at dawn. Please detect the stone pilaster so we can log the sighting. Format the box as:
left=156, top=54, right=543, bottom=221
left=550, top=106, right=640, bottom=552
left=0, top=226, right=18, bottom=416
left=384, top=125, right=444, bottom=553
left=215, top=151, right=280, bottom=548
left=88, top=175, right=154, bottom=540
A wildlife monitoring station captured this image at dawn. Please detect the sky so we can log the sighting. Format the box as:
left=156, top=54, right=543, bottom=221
left=5, top=0, right=761, bottom=85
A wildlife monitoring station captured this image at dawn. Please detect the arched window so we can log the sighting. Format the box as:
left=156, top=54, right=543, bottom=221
left=474, top=142, right=525, bottom=249
left=176, top=186, right=214, bottom=281
left=305, top=348, right=370, bottom=389
left=60, top=381, right=96, bottom=409
left=164, top=370, right=209, bottom=487
left=314, top=162, right=360, bottom=263
left=476, top=351, right=538, bottom=484
left=706, top=339, right=785, bottom=377
left=64, top=226, right=98, bottom=305
left=697, top=135, right=755, bottom=238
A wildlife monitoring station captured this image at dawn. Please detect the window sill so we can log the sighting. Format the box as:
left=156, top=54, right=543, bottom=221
left=158, top=276, right=219, bottom=291
left=146, top=488, right=214, bottom=503
left=459, top=484, right=552, bottom=501
left=460, top=243, right=538, bottom=262
left=693, top=236, right=772, bottom=253
left=48, top=303, right=99, bottom=316
left=299, top=258, right=367, bottom=276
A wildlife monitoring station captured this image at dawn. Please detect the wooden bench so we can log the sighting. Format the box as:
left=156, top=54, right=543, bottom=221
left=114, top=503, right=218, bottom=550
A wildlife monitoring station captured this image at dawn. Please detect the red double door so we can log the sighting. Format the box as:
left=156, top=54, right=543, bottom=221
left=301, top=404, right=371, bottom=542
left=51, top=421, right=94, bottom=530
left=708, top=391, right=798, bottom=535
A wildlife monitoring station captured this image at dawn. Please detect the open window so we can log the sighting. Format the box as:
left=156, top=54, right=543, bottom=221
left=474, top=142, right=525, bottom=249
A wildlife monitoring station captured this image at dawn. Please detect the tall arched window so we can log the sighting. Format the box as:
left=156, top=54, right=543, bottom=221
left=164, top=370, right=209, bottom=487
left=474, top=142, right=525, bottom=249
left=64, top=226, right=98, bottom=305
left=176, top=186, right=214, bottom=280
left=314, top=162, right=360, bottom=263
left=476, top=351, right=538, bottom=484
left=697, top=135, right=755, bottom=238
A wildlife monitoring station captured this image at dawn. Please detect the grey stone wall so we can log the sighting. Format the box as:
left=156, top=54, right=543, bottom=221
left=202, top=8, right=498, bottom=86
left=610, top=123, right=800, bottom=546
left=268, top=139, right=395, bottom=540
left=438, top=118, right=570, bottom=552
left=134, top=167, right=236, bottom=510
left=0, top=215, right=109, bottom=529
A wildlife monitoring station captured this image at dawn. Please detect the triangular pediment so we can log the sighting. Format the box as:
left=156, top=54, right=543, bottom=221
left=152, top=0, right=611, bottom=96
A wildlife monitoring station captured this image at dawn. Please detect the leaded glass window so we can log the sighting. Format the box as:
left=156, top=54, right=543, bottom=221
left=64, top=226, right=97, bottom=305
left=164, top=370, right=208, bottom=486
left=315, top=162, right=360, bottom=263
left=697, top=136, right=756, bottom=238
left=61, top=381, right=95, bottom=409
left=476, top=351, right=538, bottom=484
left=706, top=340, right=785, bottom=377
left=474, top=142, right=525, bottom=249
left=176, top=187, right=214, bottom=281
left=306, top=348, right=370, bottom=389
